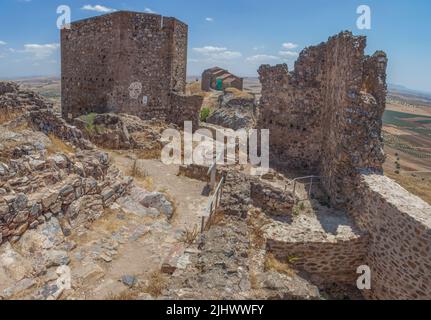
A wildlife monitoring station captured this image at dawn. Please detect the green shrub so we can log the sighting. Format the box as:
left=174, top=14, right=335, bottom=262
left=200, top=107, right=211, bottom=122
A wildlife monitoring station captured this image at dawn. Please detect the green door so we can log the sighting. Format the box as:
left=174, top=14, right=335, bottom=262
left=216, top=79, right=223, bottom=90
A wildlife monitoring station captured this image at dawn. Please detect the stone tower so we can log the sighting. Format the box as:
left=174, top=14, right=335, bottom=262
left=61, top=11, right=188, bottom=121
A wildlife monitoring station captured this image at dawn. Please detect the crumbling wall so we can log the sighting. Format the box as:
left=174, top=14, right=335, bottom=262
left=168, top=18, right=188, bottom=93
left=168, top=93, right=203, bottom=130
left=250, top=182, right=294, bottom=217
left=28, top=109, right=94, bottom=150
left=0, top=84, right=133, bottom=246
left=61, top=11, right=188, bottom=122
left=0, top=149, right=132, bottom=245
left=267, top=236, right=369, bottom=285
left=257, top=64, right=322, bottom=171
left=0, top=81, right=53, bottom=113
left=257, top=31, right=387, bottom=208
left=350, top=173, right=431, bottom=300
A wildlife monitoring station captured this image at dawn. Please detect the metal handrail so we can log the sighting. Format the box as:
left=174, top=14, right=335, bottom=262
left=288, top=175, right=322, bottom=204
left=201, top=176, right=225, bottom=233
left=200, top=153, right=225, bottom=233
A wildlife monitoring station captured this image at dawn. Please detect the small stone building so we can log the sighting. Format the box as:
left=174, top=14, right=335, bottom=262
left=201, top=67, right=243, bottom=91
left=61, top=11, right=202, bottom=127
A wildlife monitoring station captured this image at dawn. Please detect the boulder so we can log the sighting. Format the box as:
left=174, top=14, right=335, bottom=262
left=0, top=242, right=33, bottom=281
left=0, top=162, right=9, bottom=176
left=2, top=278, right=36, bottom=299
left=140, top=192, right=174, bottom=219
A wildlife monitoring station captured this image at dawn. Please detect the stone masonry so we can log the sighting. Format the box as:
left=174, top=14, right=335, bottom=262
left=257, top=31, right=387, bottom=208
left=350, top=173, right=431, bottom=299
left=256, top=31, right=431, bottom=299
left=0, top=83, right=132, bottom=246
left=61, top=11, right=202, bottom=127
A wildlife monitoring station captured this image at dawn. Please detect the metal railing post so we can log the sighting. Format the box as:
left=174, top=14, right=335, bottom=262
left=309, top=176, right=313, bottom=197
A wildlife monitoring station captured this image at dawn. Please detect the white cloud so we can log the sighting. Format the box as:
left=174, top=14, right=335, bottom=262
left=211, top=51, right=242, bottom=60
left=0, top=41, right=7, bottom=45
left=205, top=17, right=214, bottom=22
left=246, top=54, right=280, bottom=63
left=279, top=50, right=299, bottom=58
left=144, top=8, right=157, bottom=14
left=193, top=46, right=241, bottom=61
left=81, top=5, right=116, bottom=13
left=193, top=46, right=227, bottom=54
left=282, top=42, right=298, bottom=50
left=23, top=43, right=60, bottom=59
left=253, top=45, right=265, bottom=51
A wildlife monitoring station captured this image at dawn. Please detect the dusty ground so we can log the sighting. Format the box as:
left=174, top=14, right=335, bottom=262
left=0, top=151, right=210, bottom=300
left=107, top=151, right=209, bottom=230
left=71, top=152, right=210, bottom=299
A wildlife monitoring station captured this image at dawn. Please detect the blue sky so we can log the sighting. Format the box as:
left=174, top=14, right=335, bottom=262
left=0, top=0, right=430, bottom=92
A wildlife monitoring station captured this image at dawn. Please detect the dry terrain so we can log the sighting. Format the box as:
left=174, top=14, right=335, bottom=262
left=8, top=76, right=431, bottom=204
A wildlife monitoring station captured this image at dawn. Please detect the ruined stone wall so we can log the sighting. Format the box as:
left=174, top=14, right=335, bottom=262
left=267, top=236, right=369, bottom=285
left=201, top=70, right=213, bottom=92
left=168, top=18, right=188, bottom=93
left=28, top=109, right=94, bottom=150
left=0, top=84, right=133, bottom=246
left=250, top=181, right=294, bottom=217
left=168, top=93, right=204, bottom=130
left=61, top=11, right=188, bottom=121
left=257, top=64, right=322, bottom=171
left=0, top=149, right=132, bottom=245
left=350, top=173, right=431, bottom=300
left=257, top=32, right=387, bottom=207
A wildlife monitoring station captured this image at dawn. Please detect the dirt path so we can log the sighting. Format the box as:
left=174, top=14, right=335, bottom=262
left=68, top=152, right=209, bottom=299
left=108, top=152, right=209, bottom=230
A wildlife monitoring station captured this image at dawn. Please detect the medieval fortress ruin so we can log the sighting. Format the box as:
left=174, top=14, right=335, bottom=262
left=61, top=11, right=203, bottom=128
left=257, top=32, right=431, bottom=299
left=0, top=10, right=430, bottom=300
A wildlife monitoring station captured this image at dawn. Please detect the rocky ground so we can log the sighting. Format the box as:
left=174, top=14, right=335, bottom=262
left=206, top=88, right=256, bottom=130
left=0, top=81, right=364, bottom=300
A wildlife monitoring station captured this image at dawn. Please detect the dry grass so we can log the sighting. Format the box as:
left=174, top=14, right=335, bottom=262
left=385, top=170, right=431, bottom=204
left=0, top=110, right=22, bottom=125
left=247, top=209, right=269, bottom=248
left=136, top=148, right=162, bottom=160
left=127, top=158, right=155, bottom=191
left=180, top=224, right=200, bottom=245
left=96, top=207, right=129, bottom=234
left=129, top=159, right=145, bottom=178
left=225, top=87, right=254, bottom=100
left=186, top=81, right=208, bottom=97
left=292, top=201, right=307, bottom=216
left=46, top=133, right=74, bottom=155
left=205, top=210, right=225, bottom=231
left=106, top=290, right=139, bottom=301
left=144, top=271, right=168, bottom=297
left=142, top=176, right=155, bottom=192
left=264, top=253, right=296, bottom=277
left=249, top=271, right=259, bottom=290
